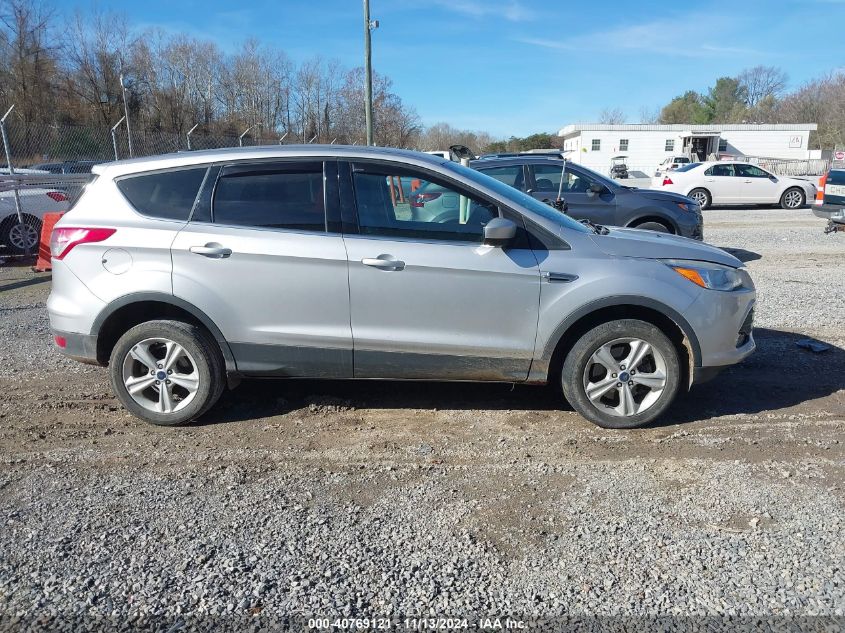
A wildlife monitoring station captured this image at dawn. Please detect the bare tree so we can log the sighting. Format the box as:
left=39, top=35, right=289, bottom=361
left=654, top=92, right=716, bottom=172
left=738, top=65, right=788, bottom=108
left=598, top=107, right=626, bottom=124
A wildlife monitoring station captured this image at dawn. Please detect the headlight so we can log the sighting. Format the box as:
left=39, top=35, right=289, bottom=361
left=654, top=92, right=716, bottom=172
left=675, top=201, right=700, bottom=213
left=663, top=259, right=753, bottom=291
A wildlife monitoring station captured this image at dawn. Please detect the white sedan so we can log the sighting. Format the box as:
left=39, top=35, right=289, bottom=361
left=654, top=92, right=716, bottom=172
left=1, top=169, right=71, bottom=255
left=652, top=161, right=816, bottom=210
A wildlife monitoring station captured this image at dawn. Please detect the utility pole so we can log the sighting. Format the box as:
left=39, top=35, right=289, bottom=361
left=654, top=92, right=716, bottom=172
left=363, top=0, right=378, bottom=146
left=119, top=71, right=134, bottom=157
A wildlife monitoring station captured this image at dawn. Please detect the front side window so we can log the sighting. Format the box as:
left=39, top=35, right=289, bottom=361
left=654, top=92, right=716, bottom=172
left=705, top=164, right=735, bottom=177
left=591, top=139, right=601, bottom=151
left=212, top=163, right=325, bottom=231
left=734, top=164, right=769, bottom=178
left=665, top=139, right=675, bottom=152
left=475, top=165, right=525, bottom=190
left=619, top=139, right=629, bottom=151
left=117, top=168, right=207, bottom=220
left=351, top=167, right=497, bottom=243
left=535, top=164, right=596, bottom=194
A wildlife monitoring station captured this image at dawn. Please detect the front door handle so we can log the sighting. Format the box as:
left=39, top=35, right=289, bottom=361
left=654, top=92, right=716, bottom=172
left=362, top=256, right=405, bottom=271
left=190, top=243, right=232, bottom=258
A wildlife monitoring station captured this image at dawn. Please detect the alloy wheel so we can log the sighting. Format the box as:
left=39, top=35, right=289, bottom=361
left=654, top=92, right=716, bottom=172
left=8, top=222, right=39, bottom=252
left=691, top=191, right=708, bottom=207
left=582, top=337, right=668, bottom=418
left=121, top=337, right=200, bottom=414
left=783, top=189, right=803, bottom=209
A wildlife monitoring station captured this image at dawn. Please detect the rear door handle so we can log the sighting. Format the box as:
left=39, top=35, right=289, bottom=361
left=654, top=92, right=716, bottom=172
left=190, top=243, right=232, bottom=258
left=362, top=256, right=405, bottom=271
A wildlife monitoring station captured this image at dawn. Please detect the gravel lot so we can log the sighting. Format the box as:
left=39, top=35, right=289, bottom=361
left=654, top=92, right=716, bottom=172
left=1, top=207, right=843, bottom=631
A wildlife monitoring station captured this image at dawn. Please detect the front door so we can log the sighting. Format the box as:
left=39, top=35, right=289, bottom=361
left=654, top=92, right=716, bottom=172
left=171, top=160, right=352, bottom=377
left=530, top=163, right=618, bottom=226
left=735, top=163, right=779, bottom=203
left=341, top=161, right=541, bottom=381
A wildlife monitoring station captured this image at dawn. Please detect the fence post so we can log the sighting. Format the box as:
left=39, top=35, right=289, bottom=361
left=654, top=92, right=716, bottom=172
left=0, top=105, right=23, bottom=224
left=278, top=132, right=288, bottom=145
left=110, top=115, right=126, bottom=161
left=186, top=123, right=199, bottom=150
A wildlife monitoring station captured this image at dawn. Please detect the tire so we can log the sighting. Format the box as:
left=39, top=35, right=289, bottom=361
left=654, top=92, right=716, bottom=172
left=688, top=188, right=711, bottom=210
left=632, top=220, right=672, bottom=234
left=560, top=319, right=681, bottom=429
left=0, top=215, right=42, bottom=255
left=109, top=320, right=225, bottom=426
left=780, top=187, right=805, bottom=210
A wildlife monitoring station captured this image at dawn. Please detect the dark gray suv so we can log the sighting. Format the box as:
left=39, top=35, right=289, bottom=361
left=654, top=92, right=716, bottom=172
left=471, top=156, right=704, bottom=240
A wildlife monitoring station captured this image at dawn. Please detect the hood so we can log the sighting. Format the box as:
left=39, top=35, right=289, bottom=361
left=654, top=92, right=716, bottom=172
left=591, top=227, right=742, bottom=267
left=630, top=188, right=696, bottom=205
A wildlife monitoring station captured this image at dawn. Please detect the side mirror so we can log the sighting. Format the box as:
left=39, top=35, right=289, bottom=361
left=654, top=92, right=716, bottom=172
left=483, top=217, right=517, bottom=246
left=769, top=175, right=778, bottom=182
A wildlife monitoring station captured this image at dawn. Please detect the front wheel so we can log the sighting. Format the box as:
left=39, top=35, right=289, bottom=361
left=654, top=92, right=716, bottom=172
left=109, top=320, right=225, bottom=426
left=633, top=220, right=672, bottom=234
left=688, top=188, right=711, bottom=210
left=780, top=187, right=805, bottom=210
left=561, top=319, right=681, bottom=429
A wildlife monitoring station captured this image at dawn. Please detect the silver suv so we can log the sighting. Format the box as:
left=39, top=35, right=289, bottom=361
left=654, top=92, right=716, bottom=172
left=47, top=146, right=756, bottom=429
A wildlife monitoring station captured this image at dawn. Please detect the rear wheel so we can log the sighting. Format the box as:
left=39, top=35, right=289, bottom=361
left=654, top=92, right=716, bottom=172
left=109, top=320, right=225, bottom=426
left=0, top=215, right=42, bottom=255
left=688, top=188, right=711, bottom=210
left=561, top=319, right=681, bottom=429
left=780, top=187, right=805, bottom=209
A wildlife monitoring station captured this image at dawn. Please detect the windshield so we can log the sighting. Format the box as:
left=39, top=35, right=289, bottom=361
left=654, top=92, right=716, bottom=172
left=674, top=163, right=701, bottom=172
left=444, top=161, right=592, bottom=233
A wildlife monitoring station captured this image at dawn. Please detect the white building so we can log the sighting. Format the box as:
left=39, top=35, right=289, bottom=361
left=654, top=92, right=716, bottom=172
left=557, top=123, right=818, bottom=176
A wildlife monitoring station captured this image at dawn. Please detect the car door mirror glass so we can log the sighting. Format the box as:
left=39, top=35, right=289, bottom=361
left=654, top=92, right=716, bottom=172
left=483, top=217, right=517, bottom=246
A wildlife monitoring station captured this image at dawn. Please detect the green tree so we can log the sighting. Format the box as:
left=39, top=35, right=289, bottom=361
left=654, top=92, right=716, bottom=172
left=705, top=77, right=748, bottom=123
left=658, top=91, right=710, bottom=124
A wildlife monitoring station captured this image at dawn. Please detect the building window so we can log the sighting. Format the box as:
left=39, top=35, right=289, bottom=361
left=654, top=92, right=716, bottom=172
left=665, top=139, right=675, bottom=152
left=591, top=139, right=601, bottom=151
left=619, top=139, right=628, bottom=152
left=718, top=138, right=728, bottom=152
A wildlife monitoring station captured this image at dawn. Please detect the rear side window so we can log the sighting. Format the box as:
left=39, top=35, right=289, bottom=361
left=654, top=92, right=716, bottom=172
left=212, top=163, right=325, bottom=231
left=826, top=169, right=844, bottom=185
left=117, top=168, right=206, bottom=220
left=674, top=163, right=700, bottom=173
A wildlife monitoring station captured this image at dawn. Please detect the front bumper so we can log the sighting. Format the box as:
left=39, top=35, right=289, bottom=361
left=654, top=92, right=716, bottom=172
left=684, top=289, right=756, bottom=383
left=676, top=211, right=704, bottom=241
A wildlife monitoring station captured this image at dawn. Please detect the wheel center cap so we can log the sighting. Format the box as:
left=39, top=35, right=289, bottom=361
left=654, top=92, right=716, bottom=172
left=156, top=370, right=167, bottom=380
left=619, top=371, right=630, bottom=382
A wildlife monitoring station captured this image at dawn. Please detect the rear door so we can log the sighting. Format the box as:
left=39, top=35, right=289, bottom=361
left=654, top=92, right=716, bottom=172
left=341, top=161, right=540, bottom=381
left=702, top=163, right=741, bottom=203
left=171, top=160, right=352, bottom=377
left=735, top=163, right=779, bottom=204
left=530, top=163, right=618, bottom=226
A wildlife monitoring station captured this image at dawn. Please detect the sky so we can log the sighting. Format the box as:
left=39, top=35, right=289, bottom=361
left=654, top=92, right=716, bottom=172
left=57, top=0, right=845, bottom=137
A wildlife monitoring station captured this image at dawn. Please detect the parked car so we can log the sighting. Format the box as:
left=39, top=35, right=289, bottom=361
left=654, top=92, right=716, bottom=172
left=654, top=156, right=691, bottom=177
left=48, top=146, right=755, bottom=429
left=0, top=169, right=71, bottom=253
left=654, top=161, right=816, bottom=210
left=469, top=156, right=703, bottom=239
left=814, top=168, right=845, bottom=232
left=27, top=160, right=102, bottom=174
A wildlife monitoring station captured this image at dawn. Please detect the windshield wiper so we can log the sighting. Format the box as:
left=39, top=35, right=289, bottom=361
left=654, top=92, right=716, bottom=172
left=579, top=218, right=609, bottom=235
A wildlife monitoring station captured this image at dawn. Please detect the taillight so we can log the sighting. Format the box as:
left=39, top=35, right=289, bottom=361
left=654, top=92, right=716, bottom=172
left=662, top=177, right=674, bottom=186
left=410, top=192, right=442, bottom=207
left=50, top=227, right=116, bottom=260
left=47, top=191, right=68, bottom=202
left=54, top=335, right=67, bottom=348
left=815, top=173, right=827, bottom=205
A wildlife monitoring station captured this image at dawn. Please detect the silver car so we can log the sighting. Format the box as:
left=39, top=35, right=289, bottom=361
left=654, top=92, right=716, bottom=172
left=47, top=146, right=756, bottom=429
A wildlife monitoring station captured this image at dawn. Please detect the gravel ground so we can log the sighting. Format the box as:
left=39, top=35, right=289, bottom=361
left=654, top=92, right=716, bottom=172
left=0, top=206, right=843, bottom=631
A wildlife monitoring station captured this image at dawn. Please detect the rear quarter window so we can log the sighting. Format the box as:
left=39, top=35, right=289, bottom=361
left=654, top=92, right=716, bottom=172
left=116, top=168, right=207, bottom=220
left=827, top=169, right=845, bottom=185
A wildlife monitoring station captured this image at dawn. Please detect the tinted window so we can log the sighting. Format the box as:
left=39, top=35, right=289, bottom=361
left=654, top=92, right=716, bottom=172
left=533, top=163, right=564, bottom=191
left=827, top=169, right=845, bottom=185
left=735, top=164, right=769, bottom=178
left=117, top=168, right=207, bottom=220
left=536, top=163, right=596, bottom=193
left=674, top=163, right=701, bottom=173
left=476, top=165, right=524, bottom=189
left=213, top=164, right=325, bottom=231
left=352, top=168, right=496, bottom=243
left=705, top=164, right=735, bottom=177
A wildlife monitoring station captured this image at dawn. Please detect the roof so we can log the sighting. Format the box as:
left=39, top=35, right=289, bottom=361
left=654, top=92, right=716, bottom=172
left=558, top=123, right=818, bottom=137
left=472, top=155, right=564, bottom=165
left=93, top=145, right=448, bottom=177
